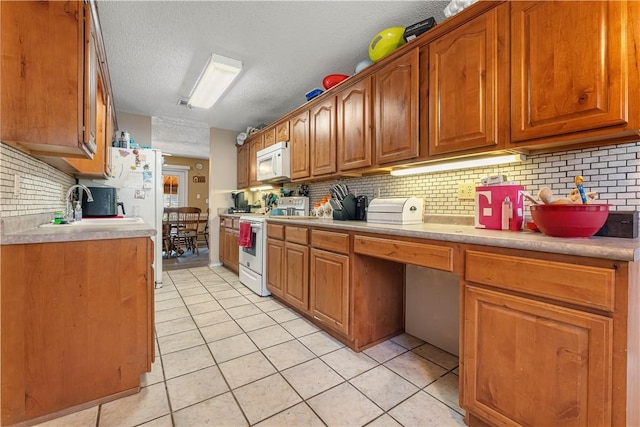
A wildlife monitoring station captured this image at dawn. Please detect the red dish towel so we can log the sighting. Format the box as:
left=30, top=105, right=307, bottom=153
left=239, top=222, right=252, bottom=249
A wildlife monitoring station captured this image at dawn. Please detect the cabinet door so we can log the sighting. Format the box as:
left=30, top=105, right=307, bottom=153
left=0, top=0, right=91, bottom=158
left=230, top=230, right=240, bottom=273
left=104, top=94, right=114, bottom=177
left=276, top=120, right=290, bottom=142
left=266, top=238, right=285, bottom=298
left=428, top=5, right=508, bottom=155
left=511, top=1, right=627, bottom=142
left=83, top=2, right=97, bottom=155
left=237, top=144, right=249, bottom=189
left=290, top=111, right=310, bottom=180
left=374, top=49, right=419, bottom=165
left=310, top=249, right=350, bottom=335
left=64, top=66, right=109, bottom=177
left=463, top=285, right=612, bottom=426
left=284, top=242, right=309, bottom=312
left=248, top=136, right=264, bottom=186
left=263, top=127, right=276, bottom=148
left=337, top=77, right=373, bottom=171
left=219, top=223, right=226, bottom=265
left=310, top=97, right=337, bottom=177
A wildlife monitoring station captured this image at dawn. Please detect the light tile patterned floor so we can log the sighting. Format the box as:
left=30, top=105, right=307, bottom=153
left=37, top=266, right=464, bottom=427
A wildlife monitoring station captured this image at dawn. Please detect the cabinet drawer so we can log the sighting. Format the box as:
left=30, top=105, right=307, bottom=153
left=232, top=219, right=240, bottom=230
left=267, top=223, right=285, bottom=240
left=354, top=235, right=453, bottom=271
left=223, top=218, right=233, bottom=228
left=312, top=229, right=349, bottom=254
left=286, top=226, right=308, bottom=244
left=465, top=250, right=615, bottom=312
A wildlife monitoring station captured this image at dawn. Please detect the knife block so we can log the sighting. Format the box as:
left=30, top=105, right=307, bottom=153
left=332, top=194, right=356, bottom=221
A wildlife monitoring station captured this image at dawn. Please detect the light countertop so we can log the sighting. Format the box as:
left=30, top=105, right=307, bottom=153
left=266, top=217, right=640, bottom=262
left=1, top=214, right=156, bottom=245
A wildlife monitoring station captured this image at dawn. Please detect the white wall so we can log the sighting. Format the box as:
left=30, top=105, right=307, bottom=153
left=209, top=128, right=238, bottom=266
left=116, top=111, right=152, bottom=148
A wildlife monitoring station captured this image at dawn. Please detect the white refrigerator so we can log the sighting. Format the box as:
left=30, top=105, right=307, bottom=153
left=80, top=148, right=164, bottom=288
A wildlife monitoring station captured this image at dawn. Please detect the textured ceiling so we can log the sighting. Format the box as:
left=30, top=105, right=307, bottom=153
left=98, top=1, right=448, bottom=157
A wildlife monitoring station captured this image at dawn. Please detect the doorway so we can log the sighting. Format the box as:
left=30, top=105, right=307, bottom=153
left=162, top=165, right=189, bottom=207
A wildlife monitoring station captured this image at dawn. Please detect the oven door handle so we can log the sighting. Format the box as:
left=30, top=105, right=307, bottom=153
left=249, top=224, right=262, bottom=230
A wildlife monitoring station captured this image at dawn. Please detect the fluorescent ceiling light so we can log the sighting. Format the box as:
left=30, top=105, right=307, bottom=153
left=390, top=154, right=526, bottom=176
left=250, top=185, right=273, bottom=192
left=188, top=54, right=242, bottom=109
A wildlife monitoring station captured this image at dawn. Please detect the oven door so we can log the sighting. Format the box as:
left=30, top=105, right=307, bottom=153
left=239, top=220, right=263, bottom=275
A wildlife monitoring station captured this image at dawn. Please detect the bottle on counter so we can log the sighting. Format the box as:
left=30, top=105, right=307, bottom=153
left=73, top=201, right=83, bottom=222
left=501, top=196, right=512, bottom=230
left=312, top=202, right=322, bottom=217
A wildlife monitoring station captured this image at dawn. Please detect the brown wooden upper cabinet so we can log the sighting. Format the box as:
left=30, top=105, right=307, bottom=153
left=248, top=134, right=264, bottom=187
left=510, top=0, right=635, bottom=146
left=374, top=49, right=420, bottom=165
left=290, top=110, right=310, bottom=180
left=310, top=97, right=337, bottom=177
left=237, top=143, right=249, bottom=189
left=263, top=126, right=276, bottom=148
left=276, top=120, right=290, bottom=143
left=337, top=77, right=373, bottom=172
left=427, top=4, right=509, bottom=156
left=64, top=50, right=111, bottom=178
left=1, top=0, right=98, bottom=159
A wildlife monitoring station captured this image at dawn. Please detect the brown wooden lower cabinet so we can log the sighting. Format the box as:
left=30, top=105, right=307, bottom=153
left=463, top=285, right=612, bottom=426
left=310, top=248, right=349, bottom=335
left=219, top=217, right=239, bottom=273
left=266, top=237, right=285, bottom=298
left=284, top=242, right=309, bottom=312
left=265, top=225, right=309, bottom=312
left=0, top=237, right=154, bottom=425
left=264, top=223, right=639, bottom=426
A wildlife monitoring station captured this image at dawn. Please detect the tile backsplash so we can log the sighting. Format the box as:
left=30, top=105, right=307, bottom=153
left=291, top=141, right=640, bottom=215
left=3, top=140, right=639, bottom=220
left=0, top=143, right=75, bottom=218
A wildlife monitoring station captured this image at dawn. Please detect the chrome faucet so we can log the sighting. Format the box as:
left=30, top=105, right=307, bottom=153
left=65, top=184, right=93, bottom=221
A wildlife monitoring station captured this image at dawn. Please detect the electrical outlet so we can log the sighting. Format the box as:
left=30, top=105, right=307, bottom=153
left=458, top=182, right=476, bottom=200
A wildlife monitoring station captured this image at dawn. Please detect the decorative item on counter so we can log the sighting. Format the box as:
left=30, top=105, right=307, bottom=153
left=475, top=185, right=525, bottom=230
left=574, top=175, right=588, bottom=203
left=501, top=197, right=512, bottom=231
left=530, top=203, right=610, bottom=238
left=54, top=211, right=65, bottom=225
left=305, top=88, right=324, bottom=101
left=536, top=186, right=598, bottom=204
left=527, top=185, right=608, bottom=237
left=369, top=27, right=406, bottom=62
left=403, top=17, right=436, bottom=42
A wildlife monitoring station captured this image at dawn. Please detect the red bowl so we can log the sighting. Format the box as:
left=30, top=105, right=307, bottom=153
left=322, top=74, right=349, bottom=90
left=529, top=204, right=609, bottom=238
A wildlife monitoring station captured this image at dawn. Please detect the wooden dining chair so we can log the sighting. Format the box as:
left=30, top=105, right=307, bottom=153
left=175, top=207, right=201, bottom=255
left=197, top=208, right=209, bottom=248
left=162, top=207, right=180, bottom=257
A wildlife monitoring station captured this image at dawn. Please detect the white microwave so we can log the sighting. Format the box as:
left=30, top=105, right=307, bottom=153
left=256, top=141, right=291, bottom=183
